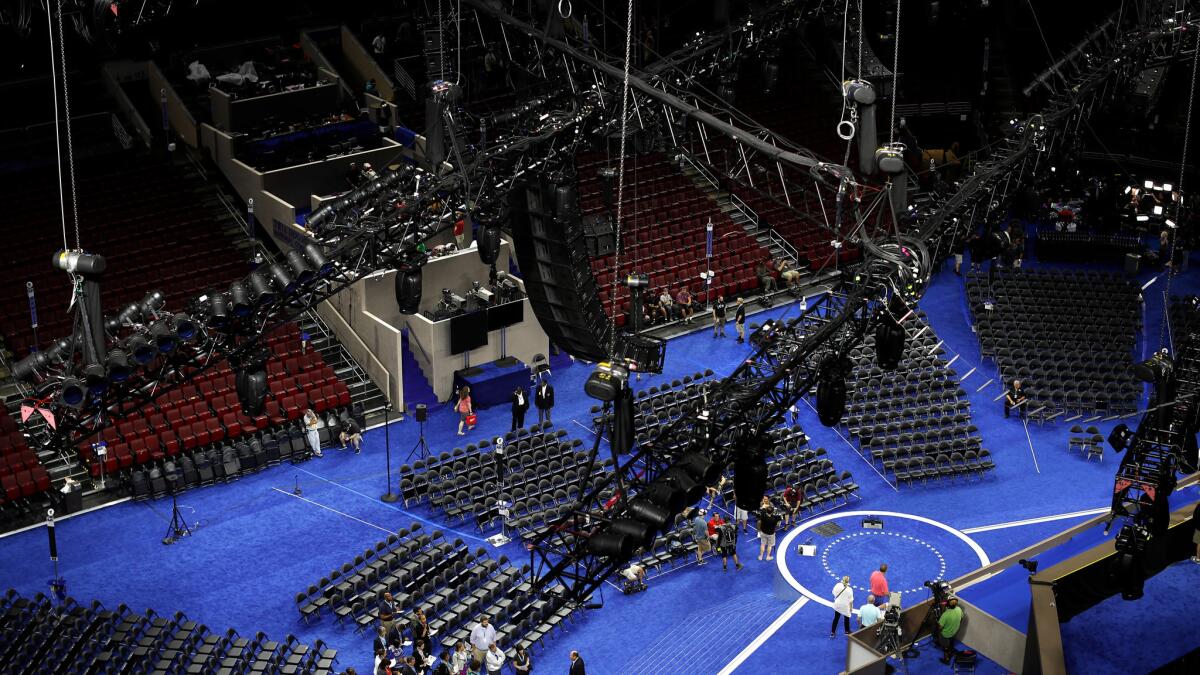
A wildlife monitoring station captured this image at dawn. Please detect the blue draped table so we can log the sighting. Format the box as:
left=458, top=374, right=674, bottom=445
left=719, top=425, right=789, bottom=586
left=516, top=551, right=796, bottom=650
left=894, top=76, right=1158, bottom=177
left=452, top=359, right=530, bottom=409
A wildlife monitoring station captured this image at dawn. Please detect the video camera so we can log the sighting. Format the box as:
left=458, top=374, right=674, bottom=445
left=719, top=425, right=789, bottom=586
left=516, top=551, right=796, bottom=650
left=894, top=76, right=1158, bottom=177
left=924, top=579, right=954, bottom=603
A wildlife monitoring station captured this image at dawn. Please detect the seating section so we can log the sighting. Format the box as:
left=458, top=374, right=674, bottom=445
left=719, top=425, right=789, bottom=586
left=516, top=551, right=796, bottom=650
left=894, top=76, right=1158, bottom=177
left=82, top=323, right=353, bottom=495
left=967, top=268, right=1142, bottom=416
left=294, top=525, right=578, bottom=661
left=1170, top=296, right=1200, bottom=339
left=0, top=156, right=246, bottom=360
left=842, top=312, right=993, bottom=486
left=395, top=423, right=601, bottom=536
left=0, top=409, right=51, bottom=509
left=0, top=589, right=335, bottom=674
left=731, top=184, right=861, bottom=270
left=575, top=151, right=776, bottom=327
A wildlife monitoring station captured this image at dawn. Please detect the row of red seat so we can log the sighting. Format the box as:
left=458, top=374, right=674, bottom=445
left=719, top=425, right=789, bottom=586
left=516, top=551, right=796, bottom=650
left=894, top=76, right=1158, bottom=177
left=77, top=327, right=348, bottom=477
left=0, top=410, right=51, bottom=504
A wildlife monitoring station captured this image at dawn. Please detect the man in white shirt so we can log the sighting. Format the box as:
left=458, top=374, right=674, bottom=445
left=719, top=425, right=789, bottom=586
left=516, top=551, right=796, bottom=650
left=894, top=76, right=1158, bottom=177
left=484, top=643, right=505, bottom=674
left=469, top=615, right=496, bottom=666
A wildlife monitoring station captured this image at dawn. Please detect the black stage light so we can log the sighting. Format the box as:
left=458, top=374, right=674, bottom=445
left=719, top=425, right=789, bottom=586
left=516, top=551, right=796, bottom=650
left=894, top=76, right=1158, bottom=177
left=816, top=356, right=849, bottom=427
left=627, top=498, right=672, bottom=531
left=395, top=267, right=422, bottom=314
left=477, top=220, right=502, bottom=266
left=733, top=453, right=768, bottom=507
left=105, top=349, right=132, bottom=382
left=1133, top=351, right=1173, bottom=384
left=287, top=249, right=314, bottom=284
left=230, top=282, right=252, bottom=318
left=610, top=518, right=655, bottom=549
left=60, top=376, right=86, bottom=407
left=662, top=466, right=704, bottom=506
left=639, top=480, right=688, bottom=515
left=1108, top=424, right=1133, bottom=452
left=587, top=530, right=635, bottom=560
left=127, top=334, right=155, bottom=364
left=208, top=293, right=229, bottom=327
left=270, top=263, right=296, bottom=295
left=304, top=242, right=333, bottom=277
left=83, top=363, right=107, bottom=395
left=585, top=363, right=629, bottom=402
left=149, top=321, right=178, bottom=353
left=140, top=290, right=166, bottom=318
left=248, top=271, right=275, bottom=305
left=108, top=302, right=140, bottom=331
left=676, top=451, right=722, bottom=486
left=173, top=313, right=197, bottom=342
left=236, top=366, right=269, bottom=416
left=1113, top=551, right=1144, bottom=601
left=875, top=314, right=905, bottom=371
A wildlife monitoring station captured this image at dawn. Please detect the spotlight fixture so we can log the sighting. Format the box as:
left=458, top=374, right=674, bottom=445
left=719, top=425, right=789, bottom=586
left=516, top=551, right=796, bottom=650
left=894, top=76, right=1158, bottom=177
left=287, top=249, right=314, bottom=284
left=1144, top=180, right=1154, bottom=189
left=173, top=313, right=197, bottom=341
left=230, top=282, right=252, bottom=318
left=1153, top=205, right=1163, bottom=215
left=207, top=293, right=228, bottom=327
left=105, top=349, right=132, bottom=382
left=59, top=376, right=87, bottom=407
left=1162, top=183, right=1173, bottom=192
left=149, top=321, right=178, bottom=353
left=269, top=263, right=296, bottom=295
left=127, top=334, right=155, bottom=364
left=304, top=242, right=333, bottom=277
left=248, top=270, right=275, bottom=304
left=140, top=290, right=166, bottom=318
left=83, top=363, right=108, bottom=395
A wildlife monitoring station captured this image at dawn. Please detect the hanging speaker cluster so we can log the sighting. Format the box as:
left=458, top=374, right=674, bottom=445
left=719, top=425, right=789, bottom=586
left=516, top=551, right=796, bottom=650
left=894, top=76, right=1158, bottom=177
left=476, top=217, right=502, bottom=266
left=875, top=311, right=906, bottom=371
left=816, top=356, right=850, bottom=427
left=234, top=350, right=270, bottom=417
left=733, top=451, right=768, bottom=508
left=395, top=264, right=423, bottom=315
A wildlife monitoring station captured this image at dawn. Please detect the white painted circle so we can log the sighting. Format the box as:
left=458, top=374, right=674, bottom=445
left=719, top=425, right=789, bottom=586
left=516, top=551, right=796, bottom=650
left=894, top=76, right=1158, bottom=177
left=819, top=531, right=946, bottom=594
left=775, top=510, right=990, bottom=609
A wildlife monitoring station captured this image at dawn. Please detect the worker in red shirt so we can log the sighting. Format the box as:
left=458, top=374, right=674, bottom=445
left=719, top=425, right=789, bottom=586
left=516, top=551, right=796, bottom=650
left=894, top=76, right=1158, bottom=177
left=781, top=484, right=802, bottom=528
left=707, top=512, right=725, bottom=539
left=869, top=563, right=889, bottom=604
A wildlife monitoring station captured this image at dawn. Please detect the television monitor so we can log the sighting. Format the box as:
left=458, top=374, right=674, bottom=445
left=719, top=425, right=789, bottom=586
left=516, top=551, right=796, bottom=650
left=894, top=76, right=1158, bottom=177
left=450, top=311, right=488, bottom=354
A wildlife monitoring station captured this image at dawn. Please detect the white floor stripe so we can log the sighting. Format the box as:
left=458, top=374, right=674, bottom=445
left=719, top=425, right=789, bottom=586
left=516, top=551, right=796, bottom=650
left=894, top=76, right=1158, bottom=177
left=715, top=597, right=809, bottom=675
left=270, top=487, right=394, bottom=534
left=1022, top=418, right=1042, bottom=474
left=960, top=507, right=1109, bottom=533
left=295, top=468, right=489, bottom=542
left=0, top=496, right=132, bottom=540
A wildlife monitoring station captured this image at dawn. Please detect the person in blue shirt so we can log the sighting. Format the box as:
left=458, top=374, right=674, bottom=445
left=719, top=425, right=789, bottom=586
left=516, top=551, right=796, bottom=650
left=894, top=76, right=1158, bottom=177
left=691, top=509, right=711, bottom=565
left=858, top=594, right=882, bottom=628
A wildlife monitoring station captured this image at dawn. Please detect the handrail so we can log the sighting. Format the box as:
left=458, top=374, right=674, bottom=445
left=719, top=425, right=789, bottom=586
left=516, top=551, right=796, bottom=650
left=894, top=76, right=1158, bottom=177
left=317, top=299, right=391, bottom=403
left=728, top=193, right=758, bottom=226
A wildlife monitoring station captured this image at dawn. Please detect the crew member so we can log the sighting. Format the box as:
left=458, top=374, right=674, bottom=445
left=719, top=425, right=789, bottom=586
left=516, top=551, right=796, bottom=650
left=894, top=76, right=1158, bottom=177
left=534, top=380, right=555, bottom=424
left=734, top=297, right=747, bottom=343
left=1004, top=379, right=1027, bottom=418
left=510, top=385, right=529, bottom=431
left=712, top=295, right=728, bottom=337
left=936, top=597, right=964, bottom=664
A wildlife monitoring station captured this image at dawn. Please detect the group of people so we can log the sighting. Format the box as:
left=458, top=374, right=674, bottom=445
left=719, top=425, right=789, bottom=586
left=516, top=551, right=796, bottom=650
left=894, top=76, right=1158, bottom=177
left=453, top=379, right=557, bottom=438
left=302, top=408, right=364, bottom=459
left=372, top=608, right=537, bottom=675
left=687, top=493, right=789, bottom=572
left=755, top=257, right=803, bottom=293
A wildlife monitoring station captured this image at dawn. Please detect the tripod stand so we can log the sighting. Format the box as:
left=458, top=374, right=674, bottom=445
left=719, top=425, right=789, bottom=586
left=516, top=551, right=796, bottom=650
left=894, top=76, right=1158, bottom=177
left=162, top=492, right=193, bottom=545
left=407, top=417, right=432, bottom=462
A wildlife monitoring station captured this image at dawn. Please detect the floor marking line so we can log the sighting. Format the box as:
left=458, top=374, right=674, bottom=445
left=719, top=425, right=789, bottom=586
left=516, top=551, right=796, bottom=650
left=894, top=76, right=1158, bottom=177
left=270, top=487, right=394, bottom=534
left=961, top=507, right=1109, bottom=533
left=803, top=399, right=899, bottom=492
left=1022, top=418, right=1042, bottom=474
left=715, top=596, right=809, bottom=675
left=294, top=468, right=489, bottom=542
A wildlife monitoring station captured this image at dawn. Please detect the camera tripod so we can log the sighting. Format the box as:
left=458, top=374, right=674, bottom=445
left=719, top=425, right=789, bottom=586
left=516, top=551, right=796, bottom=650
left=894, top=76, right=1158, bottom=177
left=162, top=492, right=193, bottom=545
left=407, top=417, right=432, bottom=462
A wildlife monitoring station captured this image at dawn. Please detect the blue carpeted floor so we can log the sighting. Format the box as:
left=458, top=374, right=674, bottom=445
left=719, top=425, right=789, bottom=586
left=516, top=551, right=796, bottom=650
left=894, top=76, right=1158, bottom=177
left=2, top=250, right=1198, bottom=674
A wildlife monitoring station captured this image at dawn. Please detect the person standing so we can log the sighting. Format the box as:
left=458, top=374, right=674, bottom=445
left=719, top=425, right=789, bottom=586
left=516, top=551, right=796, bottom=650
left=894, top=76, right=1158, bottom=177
left=711, top=295, right=728, bottom=337
left=734, top=297, right=747, bottom=343
left=456, top=386, right=474, bottom=436
left=1004, top=379, right=1026, bottom=418
left=303, top=408, right=323, bottom=457
left=781, top=482, right=801, bottom=528
left=936, top=597, right=964, bottom=664
left=410, top=607, right=431, bottom=658
left=756, top=501, right=781, bottom=561
left=716, top=518, right=743, bottom=571
left=511, top=646, right=532, bottom=674
left=732, top=497, right=750, bottom=534
left=484, top=643, right=505, bottom=675
left=468, top=616, right=496, bottom=667
left=690, top=509, right=710, bottom=565
left=831, top=575, right=854, bottom=636
left=568, top=651, right=586, bottom=675
left=534, top=380, right=554, bottom=425
left=449, top=642, right=470, bottom=675
left=869, top=564, right=890, bottom=602
left=378, top=593, right=397, bottom=637
left=858, top=594, right=882, bottom=628
left=510, top=385, right=529, bottom=431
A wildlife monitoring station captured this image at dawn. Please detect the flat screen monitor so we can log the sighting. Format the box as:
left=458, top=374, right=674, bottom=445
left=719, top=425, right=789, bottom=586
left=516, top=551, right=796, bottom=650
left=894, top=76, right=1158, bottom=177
left=487, top=300, right=524, bottom=331
left=450, top=311, right=488, bottom=354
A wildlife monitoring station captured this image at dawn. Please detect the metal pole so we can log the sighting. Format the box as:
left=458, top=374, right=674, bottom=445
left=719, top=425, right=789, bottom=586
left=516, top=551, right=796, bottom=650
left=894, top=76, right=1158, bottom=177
left=27, top=282, right=39, bottom=352
left=381, top=403, right=399, bottom=502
